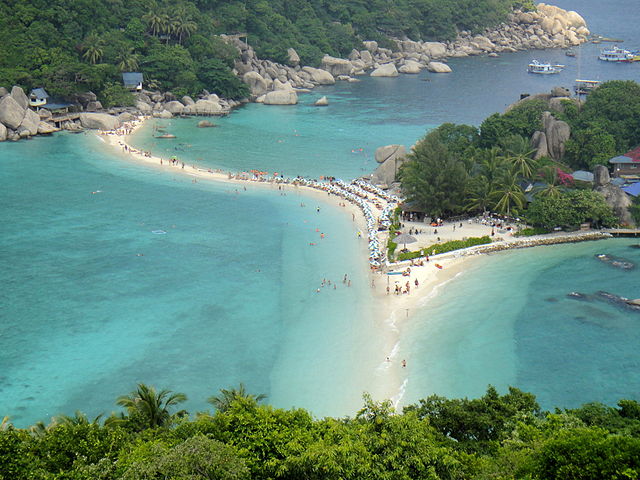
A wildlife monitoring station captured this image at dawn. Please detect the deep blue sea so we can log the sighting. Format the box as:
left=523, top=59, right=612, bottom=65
left=1, top=0, right=639, bottom=425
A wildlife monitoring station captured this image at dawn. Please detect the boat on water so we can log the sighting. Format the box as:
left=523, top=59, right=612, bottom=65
left=155, top=133, right=176, bottom=139
left=527, top=60, right=564, bottom=74
left=574, top=79, right=600, bottom=96
left=598, top=45, right=636, bottom=62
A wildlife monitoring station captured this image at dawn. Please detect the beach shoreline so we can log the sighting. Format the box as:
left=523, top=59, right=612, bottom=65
left=96, top=115, right=616, bottom=411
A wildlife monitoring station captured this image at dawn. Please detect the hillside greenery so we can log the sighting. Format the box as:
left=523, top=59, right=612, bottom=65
left=1, top=384, right=640, bottom=479
left=0, top=0, right=524, bottom=103
left=399, top=80, right=639, bottom=226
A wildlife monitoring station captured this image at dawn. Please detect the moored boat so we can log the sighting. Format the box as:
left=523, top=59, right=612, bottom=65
left=598, top=45, right=634, bottom=62
left=527, top=60, right=564, bottom=74
left=574, top=79, right=600, bottom=95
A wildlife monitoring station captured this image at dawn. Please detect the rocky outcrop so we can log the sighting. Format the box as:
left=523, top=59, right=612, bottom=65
left=426, top=61, right=452, bottom=73
left=19, top=108, right=41, bottom=136
left=11, top=86, right=29, bottom=110
left=85, top=101, right=103, bottom=112
left=302, top=67, right=336, bottom=85
left=398, top=60, right=422, bottom=74
left=321, top=55, right=353, bottom=77
left=79, top=112, right=121, bottom=130
left=371, top=144, right=408, bottom=186
left=531, top=131, right=548, bottom=160
left=0, top=87, right=8, bottom=97
left=263, top=90, right=298, bottom=105
left=287, top=48, right=300, bottom=66
left=314, top=96, right=329, bottom=106
left=243, top=71, right=269, bottom=96
left=423, top=42, right=447, bottom=58
left=197, top=120, right=215, bottom=128
left=37, top=122, right=59, bottom=135
left=0, top=95, right=26, bottom=130
left=542, top=111, right=571, bottom=160
left=593, top=165, right=634, bottom=225
left=0, top=122, right=6, bottom=141
left=370, top=63, right=398, bottom=77
left=164, top=101, right=185, bottom=114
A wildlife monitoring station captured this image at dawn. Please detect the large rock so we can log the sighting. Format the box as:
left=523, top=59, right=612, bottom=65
left=362, top=41, right=378, bottom=53
left=287, top=48, right=300, bottom=66
left=153, top=110, right=173, bottom=119
left=10, top=86, right=29, bottom=110
left=0, top=122, right=6, bottom=141
left=314, top=96, right=328, bottom=106
left=136, top=101, right=152, bottom=114
left=551, top=86, right=571, bottom=97
left=243, top=71, right=269, bottom=96
left=531, top=131, right=548, bottom=159
left=321, top=55, right=353, bottom=77
left=194, top=99, right=223, bottom=114
left=370, top=63, right=398, bottom=77
left=302, top=67, right=335, bottom=85
left=0, top=95, right=25, bottom=130
left=164, top=101, right=185, bottom=114
left=37, top=121, right=59, bottom=135
left=118, top=112, right=135, bottom=123
left=19, top=108, right=40, bottom=136
left=375, top=144, right=406, bottom=164
left=360, top=50, right=374, bottom=65
left=371, top=145, right=407, bottom=185
left=543, top=111, right=571, bottom=160
left=182, top=95, right=195, bottom=106
left=593, top=166, right=634, bottom=225
left=263, top=90, right=298, bottom=105
left=272, top=79, right=294, bottom=91
left=422, top=42, right=447, bottom=58
left=85, top=101, right=103, bottom=112
left=426, top=61, right=452, bottom=73
left=0, top=87, right=8, bottom=97
left=398, top=60, right=422, bottom=74
left=78, top=112, right=121, bottom=130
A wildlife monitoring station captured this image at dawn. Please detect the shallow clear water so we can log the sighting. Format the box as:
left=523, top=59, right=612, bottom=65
left=0, top=134, right=381, bottom=425
left=403, top=239, right=640, bottom=409
left=1, top=0, right=639, bottom=426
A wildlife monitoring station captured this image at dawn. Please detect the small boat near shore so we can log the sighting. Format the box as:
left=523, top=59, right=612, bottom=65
left=574, top=79, right=600, bottom=95
left=527, top=60, right=564, bottom=74
left=155, top=133, right=176, bottom=139
left=595, top=253, right=635, bottom=270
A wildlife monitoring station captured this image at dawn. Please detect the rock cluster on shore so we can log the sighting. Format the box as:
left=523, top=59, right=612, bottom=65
left=227, top=2, right=589, bottom=103
left=0, top=87, right=60, bottom=141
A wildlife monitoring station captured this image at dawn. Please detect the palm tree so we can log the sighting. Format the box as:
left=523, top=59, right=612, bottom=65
left=81, top=35, right=104, bottom=64
left=501, top=134, right=539, bottom=179
left=465, top=175, right=494, bottom=213
left=491, top=169, right=526, bottom=216
left=207, top=384, right=266, bottom=412
left=28, top=420, right=50, bottom=438
left=172, top=15, right=197, bottom=44
left=116, top=383, right=187, bottom=429
left=534, top=166, right=565, bottom=199
left=52, top=410, right=103, bottom=427
left=116, top=47, right=139, bottom=72
left=143, top=11, right=169, bottom=37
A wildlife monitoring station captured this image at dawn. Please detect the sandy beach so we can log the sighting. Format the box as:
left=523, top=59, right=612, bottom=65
left=97, top=115, right=614, bottom=408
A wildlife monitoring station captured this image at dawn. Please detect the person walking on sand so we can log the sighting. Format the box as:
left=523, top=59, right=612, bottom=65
left=402, top=359, right=407, bottom=368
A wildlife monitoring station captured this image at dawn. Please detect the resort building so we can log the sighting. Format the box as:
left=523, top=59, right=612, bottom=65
left=29, top=88, right=49, bottom=108
left=122, top=72, right=144, bottom=91
left=609, top=146, right=640, bottom=178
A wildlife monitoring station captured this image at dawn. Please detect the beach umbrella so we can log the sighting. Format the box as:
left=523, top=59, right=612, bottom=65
left=394, top=233, right=417, bottom=250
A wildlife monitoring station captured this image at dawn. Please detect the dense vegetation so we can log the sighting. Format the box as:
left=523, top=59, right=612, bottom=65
left=399, top=80, right=640, bottom=228
left=2, top=383, right=640, bottom=479
left=0, top=0, right=526, bottom=102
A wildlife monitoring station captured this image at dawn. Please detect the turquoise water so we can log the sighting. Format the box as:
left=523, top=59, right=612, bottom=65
left=2, top=0, right=639, bottom=425
left=0, top=134, right=381, bottom=425
left=403, top=239, right=640, bottom=409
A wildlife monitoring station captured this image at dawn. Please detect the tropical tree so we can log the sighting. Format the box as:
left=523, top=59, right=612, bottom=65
left=501, top=134, right=539, bottom=179
left=207, top=384, right=267, bottom=413
left=116, top=47, right=139, bottom=72
left=143, top=11, right=169, bottom=37
left=534, top=166, right=567, bottom=199
left=172, top=11, right=198, bottom=44
left=0, top=416, right=11, bottom=431
left=52, top=410, right=103, bottom=427
left=491, top=168, right=526, bottom=215
left=81, top=35, right=105, bottom=64
left=116, top=383, right=187, bottom=429
left=466, top=175, right=494, bottom=213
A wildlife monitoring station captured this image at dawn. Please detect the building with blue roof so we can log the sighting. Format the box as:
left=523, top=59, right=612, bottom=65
left=122, top=72, right=143, bottom=91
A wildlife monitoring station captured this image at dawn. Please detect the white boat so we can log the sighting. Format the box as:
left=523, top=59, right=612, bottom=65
left=527, top=60, right=564, bottom=74
left=574, top=79, right=600, bottom=95
left=598, top=45, right=634, bottom=62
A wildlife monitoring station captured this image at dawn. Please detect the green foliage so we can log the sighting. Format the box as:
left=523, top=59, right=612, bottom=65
left=400, top=128, right=469, bottom=218
left=514, top=227, right=551, bottom=237
left=479, top=99, right=548, bottom=148
left=397, top=236, right=492, bottom=261
left=100, top=83, right=135, bottom=108
left=116, top=383, right=188, bottom=431
left=197, top=59, right=250, bottom=99
left=526, top=190, right=618, bottom=229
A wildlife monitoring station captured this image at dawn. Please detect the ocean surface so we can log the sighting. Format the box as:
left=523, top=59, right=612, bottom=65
left=1, top=0, right=639, bottom=425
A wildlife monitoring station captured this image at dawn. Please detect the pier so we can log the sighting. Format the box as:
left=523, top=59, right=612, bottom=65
left=604, top=229, right=640, bottom=237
